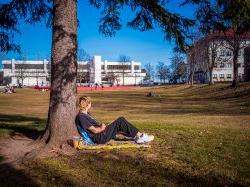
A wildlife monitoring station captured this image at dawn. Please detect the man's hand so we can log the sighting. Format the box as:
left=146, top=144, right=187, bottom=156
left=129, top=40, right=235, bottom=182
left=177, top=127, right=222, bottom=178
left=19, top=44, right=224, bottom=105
left=101, top=123, right=106, bottom=130
left=88, top=124, right=106, bottom=134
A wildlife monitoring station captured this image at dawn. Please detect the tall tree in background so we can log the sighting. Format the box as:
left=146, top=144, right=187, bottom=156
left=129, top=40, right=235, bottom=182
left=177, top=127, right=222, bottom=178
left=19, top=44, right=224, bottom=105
left=119, top=55, right=131, bottom=86
left=199, top=36, right=226, bottom=85
left=104, top=72, right=119, bottom=85
left=15, top=62, right=29, bottom=86
left=1, top=0, right=194, bottom=153
left=170, top=52, right=187, bottom=83
left=77, top=49, right=91, bottom=61
left=185, top=0, right=250, bottom=87
left=77, top=49, right=90, bottom=84
left=144, top=62, right=155, bottom=81
left=187, top=45, right=196, bottom=86
left=157, top=61, right=170, bottom=83
left=218, top=0, right=250, bottom=87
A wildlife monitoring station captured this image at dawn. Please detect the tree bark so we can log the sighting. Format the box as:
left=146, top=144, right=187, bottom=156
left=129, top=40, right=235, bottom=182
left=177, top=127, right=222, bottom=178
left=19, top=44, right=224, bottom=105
left=189, top=61, right=194, bottom=86
left=208, top=68, right=214, bottom=86
left=208, top=46, right=216, bottom=86
left=232, top=47, right=240, bottom=88
left=40, top=0, right=78, bottom=147
left=190, top=72, right=194, bottom=86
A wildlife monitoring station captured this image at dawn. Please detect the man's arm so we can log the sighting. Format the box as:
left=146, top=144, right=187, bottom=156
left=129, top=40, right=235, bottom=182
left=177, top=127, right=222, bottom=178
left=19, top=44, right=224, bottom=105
left=88, top=123, right=106, bottom=134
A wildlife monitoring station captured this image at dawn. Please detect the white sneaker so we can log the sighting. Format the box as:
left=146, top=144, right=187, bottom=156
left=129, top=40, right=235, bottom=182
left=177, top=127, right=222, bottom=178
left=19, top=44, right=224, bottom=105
left=135, top=133, right=154, bottom=144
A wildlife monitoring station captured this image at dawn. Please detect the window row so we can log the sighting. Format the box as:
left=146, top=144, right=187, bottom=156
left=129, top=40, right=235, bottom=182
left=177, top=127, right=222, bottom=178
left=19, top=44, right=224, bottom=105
left=214, top=63, right=244, bottom=68
left=104, top=65, right=140, bottom=70
left=4, top=64, right=45, bottom=69
left=213, top=74, right=232, bottom=79
left=220, top=50, right=242, bottom=56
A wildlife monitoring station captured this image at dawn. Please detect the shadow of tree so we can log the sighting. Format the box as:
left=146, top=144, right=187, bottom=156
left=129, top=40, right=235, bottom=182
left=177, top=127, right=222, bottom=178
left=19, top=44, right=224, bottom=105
left=29, top=151, right=243, bottom=186
left=0, top=114, right=45, bottom=140
left=98, top=152, right=242, bottom=186
left=0, top=163, right=40, bottom=187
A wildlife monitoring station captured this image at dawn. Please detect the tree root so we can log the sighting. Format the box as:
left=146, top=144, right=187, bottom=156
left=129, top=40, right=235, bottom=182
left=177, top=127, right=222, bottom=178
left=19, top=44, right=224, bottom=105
left=23, top=140, right=77, bottom=162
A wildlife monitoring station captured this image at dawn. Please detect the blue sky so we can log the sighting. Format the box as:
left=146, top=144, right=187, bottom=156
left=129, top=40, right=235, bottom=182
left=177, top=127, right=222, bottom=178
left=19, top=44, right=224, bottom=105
left=1, top=1, right=195, bottom=68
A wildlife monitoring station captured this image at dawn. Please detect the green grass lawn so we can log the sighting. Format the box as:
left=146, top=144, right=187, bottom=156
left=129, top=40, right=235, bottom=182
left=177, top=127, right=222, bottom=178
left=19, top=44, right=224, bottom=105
left=0, top=83, right=250, bottom=186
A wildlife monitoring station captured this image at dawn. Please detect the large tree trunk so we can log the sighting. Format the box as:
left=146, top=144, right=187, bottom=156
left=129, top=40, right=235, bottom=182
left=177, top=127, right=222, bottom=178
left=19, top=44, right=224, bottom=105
left=40, top=0, right=78, bottom=147
left=232, top=47, right=240, bottom=88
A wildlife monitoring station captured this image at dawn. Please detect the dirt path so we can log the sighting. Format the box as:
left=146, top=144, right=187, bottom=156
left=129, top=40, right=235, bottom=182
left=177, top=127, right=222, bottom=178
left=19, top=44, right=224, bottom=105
left=0, top=135, right=41, bottom=186
left=0, top=135, right=36, bottom=167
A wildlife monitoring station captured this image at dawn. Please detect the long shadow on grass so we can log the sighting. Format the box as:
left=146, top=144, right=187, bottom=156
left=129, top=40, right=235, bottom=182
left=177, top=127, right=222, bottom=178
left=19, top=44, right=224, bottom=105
left=0, top=163, right=40, bottom=187
left=0, top=114, right=46, bottom=140
left=56, top=152, right=244, bottom=186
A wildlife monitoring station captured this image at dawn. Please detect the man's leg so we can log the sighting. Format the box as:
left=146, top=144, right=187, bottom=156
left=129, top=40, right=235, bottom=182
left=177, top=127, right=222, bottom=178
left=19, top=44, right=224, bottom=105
left=91, top=117, right=139, bottom=144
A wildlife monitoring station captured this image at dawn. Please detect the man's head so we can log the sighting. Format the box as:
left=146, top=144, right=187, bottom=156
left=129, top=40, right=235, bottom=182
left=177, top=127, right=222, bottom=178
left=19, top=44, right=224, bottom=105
left=79, top=96, right=91, bottom=111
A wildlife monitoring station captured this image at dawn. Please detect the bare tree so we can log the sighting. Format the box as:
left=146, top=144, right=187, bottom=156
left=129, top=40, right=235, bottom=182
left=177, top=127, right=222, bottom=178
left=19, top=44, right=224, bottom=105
left=144, top=62, right=155, bottom=81
left=206, top=39, right=221, bottom=85
left=103, top=72, right=118, bottom=85
left=78, top=49, right=91, bottom=61
left=157, top=62, right=170, bottom=83
left=46, top=62, right=51, bottom=86
left=15, top=62, right=29, bottom=86
left=77, top=63, right=90, bottom=84
left=187, top=0, right=250, bottom=87
left=174, top=62, right=187, bottom=83
left=0, top=71, right=3, bottom=85
left=34, top=69, right=40, bottom=86
left=187, top=45, right=197, bottom=86
left=204, top=37, right=231, bottom=85
left=170, top=52, right=187, bottom=83
left=221, top=33, right=250, bottom=87
left=118, top=55, right=131, bottom=86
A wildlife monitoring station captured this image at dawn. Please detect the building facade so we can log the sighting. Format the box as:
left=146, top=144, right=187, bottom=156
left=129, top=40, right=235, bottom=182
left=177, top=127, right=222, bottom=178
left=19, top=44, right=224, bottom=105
left=0, top=70, right=3, bottom=85
left=2, top=59, right=49, bottom=86
left=2, top=56, right=146, bottom=86
left=187, top=33, right=250, bottom=83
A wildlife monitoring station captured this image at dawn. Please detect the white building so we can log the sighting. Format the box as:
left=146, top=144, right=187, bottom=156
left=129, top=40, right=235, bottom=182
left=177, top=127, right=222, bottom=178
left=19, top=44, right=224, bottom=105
left=2, top=56, right=146, bottom=86
left=187, top=32, right=250, bottom=83
left=2, top=59, right=49, bottom=86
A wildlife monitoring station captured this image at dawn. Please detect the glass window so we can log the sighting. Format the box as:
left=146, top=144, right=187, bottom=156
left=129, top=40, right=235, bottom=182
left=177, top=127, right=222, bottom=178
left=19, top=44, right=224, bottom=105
left=220, top=50, right=226, bottom=56
left=213, top=74, right=217, bottom=78
left=227, top=63, right=232, bottom=68
left=46, top=64, right=51, bottom=70
left=219, top=74, right=224, bottom=78
left=15, top=64, right=44, bottom=69
left=134, top=65, right=140, bottom=70
left=219, top=63, right=225, bottom=68
left=214, top=63, right=217, bottom=68
left=107, top=65, right=131, bottom=70
left=226, top=51, right=232, bottom=56
left=3, top=64, right=12, bottom=69
left=78, top=64, right=88, bottom=70
left=226, top=74, right=232, bottom=78
left=237, top=63, right=241, bottom=68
